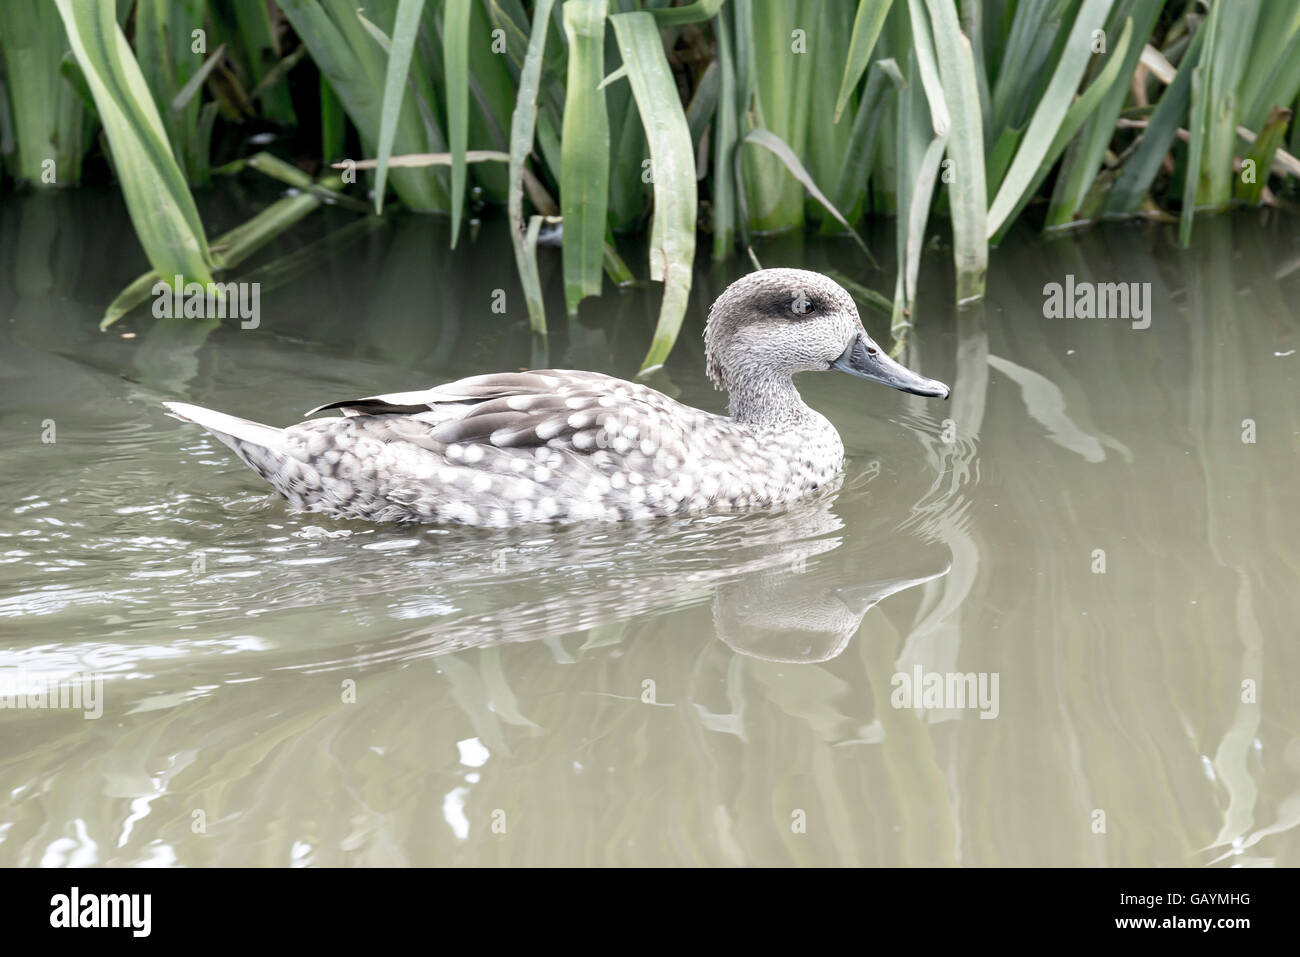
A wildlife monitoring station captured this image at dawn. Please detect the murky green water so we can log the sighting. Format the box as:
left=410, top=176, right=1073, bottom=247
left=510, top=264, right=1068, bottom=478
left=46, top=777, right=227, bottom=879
left=2, top=189, right=1297, bottom=866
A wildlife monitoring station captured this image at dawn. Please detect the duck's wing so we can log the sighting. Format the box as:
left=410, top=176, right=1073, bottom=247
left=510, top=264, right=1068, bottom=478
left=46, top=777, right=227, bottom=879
left=303, top=369, right=689, bottom=454
left=305, top=370, right=613, bottom=417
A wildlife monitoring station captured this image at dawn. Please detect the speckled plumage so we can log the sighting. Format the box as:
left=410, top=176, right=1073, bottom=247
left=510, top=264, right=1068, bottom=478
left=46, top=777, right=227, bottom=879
left=165, top=269, right=949, bottom=526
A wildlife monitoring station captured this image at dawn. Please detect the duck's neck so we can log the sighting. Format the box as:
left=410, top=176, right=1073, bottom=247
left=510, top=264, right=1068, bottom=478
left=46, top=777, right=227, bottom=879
left=726, top=372, right=814, bottom=428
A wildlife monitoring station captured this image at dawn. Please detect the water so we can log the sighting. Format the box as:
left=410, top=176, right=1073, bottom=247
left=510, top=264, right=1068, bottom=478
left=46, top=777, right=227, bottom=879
left=2, top=188, right=1297, bottom=866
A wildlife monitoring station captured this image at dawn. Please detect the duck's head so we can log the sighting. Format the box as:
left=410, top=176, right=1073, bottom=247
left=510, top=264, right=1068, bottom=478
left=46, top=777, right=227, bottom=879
left=704, top=268, right=950, bottom=402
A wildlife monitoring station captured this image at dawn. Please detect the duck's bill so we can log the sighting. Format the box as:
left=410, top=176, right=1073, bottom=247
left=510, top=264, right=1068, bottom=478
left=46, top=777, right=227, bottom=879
left=830, top=331, right=950, bottom=399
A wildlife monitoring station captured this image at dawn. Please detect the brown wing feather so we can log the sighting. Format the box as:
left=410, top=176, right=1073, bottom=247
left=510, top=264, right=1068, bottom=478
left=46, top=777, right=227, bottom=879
left=304, top=370, right=612, bottom=417
left=301, top=370, right=665, bottom=457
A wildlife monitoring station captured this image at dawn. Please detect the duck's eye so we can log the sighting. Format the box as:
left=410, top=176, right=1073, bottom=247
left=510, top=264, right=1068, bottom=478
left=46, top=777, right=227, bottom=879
left=789, top=291, right=814, bottom=316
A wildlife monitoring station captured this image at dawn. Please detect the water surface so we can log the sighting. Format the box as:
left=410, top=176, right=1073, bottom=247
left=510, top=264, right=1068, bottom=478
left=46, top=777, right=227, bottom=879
left=2, top=189, right=1297, bottom=866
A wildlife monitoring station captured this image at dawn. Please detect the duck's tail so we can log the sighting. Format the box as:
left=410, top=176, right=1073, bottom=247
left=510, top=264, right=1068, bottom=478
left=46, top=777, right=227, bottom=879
left=163, top=401, right=287, bottom=468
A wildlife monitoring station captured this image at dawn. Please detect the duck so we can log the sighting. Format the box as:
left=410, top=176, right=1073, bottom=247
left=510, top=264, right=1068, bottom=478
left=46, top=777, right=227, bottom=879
left=164, top=268, right=950, bottom=526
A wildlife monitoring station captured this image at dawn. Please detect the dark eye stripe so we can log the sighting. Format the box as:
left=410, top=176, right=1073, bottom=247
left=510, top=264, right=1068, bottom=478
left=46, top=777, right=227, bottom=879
left=747, top=292, right=824, bottom=322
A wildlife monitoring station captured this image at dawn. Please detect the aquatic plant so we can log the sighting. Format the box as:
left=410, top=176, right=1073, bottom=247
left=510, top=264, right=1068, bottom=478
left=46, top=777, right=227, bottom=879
left=2, top=0, right=1298, bottom=368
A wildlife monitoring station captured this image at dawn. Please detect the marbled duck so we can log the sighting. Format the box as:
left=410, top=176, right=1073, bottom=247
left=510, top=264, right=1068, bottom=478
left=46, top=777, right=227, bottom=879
left=165, top=268, right=949, bottom=525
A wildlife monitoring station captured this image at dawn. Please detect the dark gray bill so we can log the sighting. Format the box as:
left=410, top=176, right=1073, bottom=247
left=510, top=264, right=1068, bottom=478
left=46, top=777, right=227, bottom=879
left=829, top=330, right=950, bottom=399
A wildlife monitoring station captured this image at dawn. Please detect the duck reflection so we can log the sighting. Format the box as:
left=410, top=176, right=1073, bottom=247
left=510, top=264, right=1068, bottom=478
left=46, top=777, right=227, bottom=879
left=712, top=548, right=950, bottom=664
left=334, top=484, right=952, bottom=669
